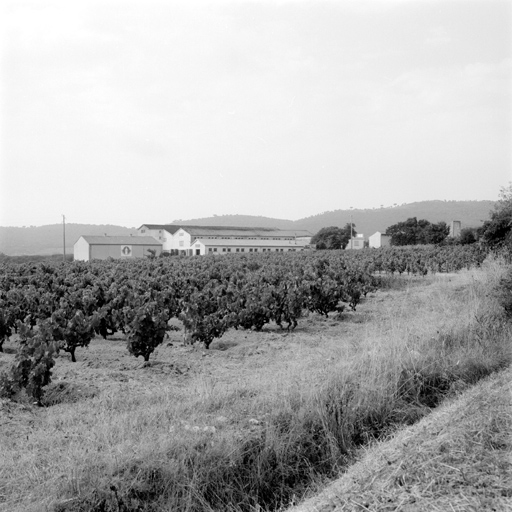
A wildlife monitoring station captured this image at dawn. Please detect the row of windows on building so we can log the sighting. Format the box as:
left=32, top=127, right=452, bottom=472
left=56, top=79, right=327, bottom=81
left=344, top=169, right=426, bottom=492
left=141, top=229, right=166, bottom=235
left=207, top=247, right=297, bottom=253
left=139, top=230, right=167, bottom=241
left=184, top=235, right=294, bottom=241
left=202, top=236, right=293, bottom=240
left=172, top=241, right=301, bottom=248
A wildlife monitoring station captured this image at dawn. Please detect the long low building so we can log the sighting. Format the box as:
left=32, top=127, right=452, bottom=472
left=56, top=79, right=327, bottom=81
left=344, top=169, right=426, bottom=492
left=191, top=238, right=309, bottom=255
left=137, top=224, right=314, bottom=255
left=74, top=236, right=163, bottom=261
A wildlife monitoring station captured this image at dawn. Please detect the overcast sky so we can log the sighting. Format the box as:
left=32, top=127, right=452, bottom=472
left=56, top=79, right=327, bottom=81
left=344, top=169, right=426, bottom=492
left=1, top=0, right=511, bottom=227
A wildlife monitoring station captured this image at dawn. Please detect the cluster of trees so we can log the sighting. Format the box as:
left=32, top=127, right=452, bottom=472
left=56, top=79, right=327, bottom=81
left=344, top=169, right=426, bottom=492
left=385, top=218, right=449, bottom=246
left=481, top=183, right=512, bottom=249
left=454, top=183, right=512, bottom=248
left=312, top=183, right=512, bottom=250
left=311, top=223, right=357, bottom=250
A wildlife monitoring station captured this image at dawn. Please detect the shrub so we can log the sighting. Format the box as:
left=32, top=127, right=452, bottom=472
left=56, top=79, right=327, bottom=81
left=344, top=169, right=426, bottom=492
left=0, top=319, right=58, bottom=405
left=50, top=309, right=98, bottom=362
left=496, top=267, right=512, bottom=318
left=124, top=302, right=171, bottom=361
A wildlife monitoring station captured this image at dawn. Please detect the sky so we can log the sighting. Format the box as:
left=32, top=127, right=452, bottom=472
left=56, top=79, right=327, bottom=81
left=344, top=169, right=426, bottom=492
left=1, top=0, right=511, bottom=227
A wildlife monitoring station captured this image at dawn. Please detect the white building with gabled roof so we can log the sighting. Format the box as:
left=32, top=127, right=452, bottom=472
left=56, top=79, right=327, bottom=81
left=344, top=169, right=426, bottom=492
left=74, top=235, right=162, bottom=261
left=369, top=232, right=391, bottom=248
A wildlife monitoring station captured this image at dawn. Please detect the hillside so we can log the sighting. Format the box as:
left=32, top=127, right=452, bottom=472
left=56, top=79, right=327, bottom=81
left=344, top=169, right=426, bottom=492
left=177, top=200, right=494, bottom=237
left=0, top=200, right=494, bottom=255
left=172, top=214, right=297, bottom=230
left=295, top=200, right=494, bottom=236
left=0, top=224, right=137, bottom=256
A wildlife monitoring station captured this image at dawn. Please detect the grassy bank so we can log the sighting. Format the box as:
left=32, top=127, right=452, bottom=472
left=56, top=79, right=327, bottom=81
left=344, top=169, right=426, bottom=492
left=1, top=258, right=511, bottom=512
left=289, top=365, right=512, bottom=512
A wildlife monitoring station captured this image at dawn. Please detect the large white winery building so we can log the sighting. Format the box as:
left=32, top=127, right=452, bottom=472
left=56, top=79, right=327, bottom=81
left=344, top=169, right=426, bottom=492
left=137, top=224, right=314, bottom=256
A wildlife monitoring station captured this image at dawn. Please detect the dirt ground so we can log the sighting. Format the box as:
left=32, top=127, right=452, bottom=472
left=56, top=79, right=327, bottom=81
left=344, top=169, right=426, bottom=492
left=0, top=294, right=379, bottom=405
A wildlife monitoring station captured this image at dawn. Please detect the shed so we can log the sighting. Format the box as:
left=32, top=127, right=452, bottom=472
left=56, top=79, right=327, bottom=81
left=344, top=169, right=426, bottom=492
left=369, top=232, right=391, bottom=248
left=74, top=236, right=162, bottom=261
left=346, top=234, right=367, bottom=250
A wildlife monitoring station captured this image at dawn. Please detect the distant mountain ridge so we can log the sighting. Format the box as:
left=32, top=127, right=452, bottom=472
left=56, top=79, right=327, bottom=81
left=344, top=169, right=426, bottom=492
left=0, top=200, right=495, bottom=255
left=0, top=224, right=137, bottom=256
left=174, top=201, right=493, bottom=237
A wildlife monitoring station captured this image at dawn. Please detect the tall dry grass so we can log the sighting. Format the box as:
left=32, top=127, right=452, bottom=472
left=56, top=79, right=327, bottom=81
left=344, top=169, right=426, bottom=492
left=1, top=258, right=510, bottom=512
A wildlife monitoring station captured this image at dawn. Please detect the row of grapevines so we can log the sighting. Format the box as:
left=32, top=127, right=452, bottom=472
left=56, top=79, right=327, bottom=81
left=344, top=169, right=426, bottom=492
left=0, top=244, right=487, bottom=360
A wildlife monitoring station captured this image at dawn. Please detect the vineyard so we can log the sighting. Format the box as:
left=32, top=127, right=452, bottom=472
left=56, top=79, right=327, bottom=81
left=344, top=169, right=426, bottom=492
left=0, top=245, right=487, bottom=402
left=1, top=243, right=510, bottom=512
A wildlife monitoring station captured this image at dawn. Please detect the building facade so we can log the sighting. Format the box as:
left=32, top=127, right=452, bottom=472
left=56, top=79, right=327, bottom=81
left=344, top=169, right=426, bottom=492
left=346, top=234, right=367, bottom=250
left=137, top=225, right=314, bottom=255
left=74, top=236, right=163, bottom=261
left=190, top=238, right=307, bottom=256
left=449, top=221, right=462, bottom=238
left=368, top=231, right=391, bottom=248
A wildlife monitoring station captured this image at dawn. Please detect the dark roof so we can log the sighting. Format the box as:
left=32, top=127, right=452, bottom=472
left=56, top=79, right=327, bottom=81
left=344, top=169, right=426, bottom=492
left=138, top=224, right=182, bottom=234
left=79, top=236, right=162, bottom=246
left=138, top=224, right=312, bottom=237
left=180, top=227, right=312, bottom=238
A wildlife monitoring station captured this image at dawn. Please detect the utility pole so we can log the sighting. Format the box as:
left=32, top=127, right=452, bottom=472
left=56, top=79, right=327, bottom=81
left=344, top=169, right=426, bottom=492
left=62, top=214, right=66, bottom=262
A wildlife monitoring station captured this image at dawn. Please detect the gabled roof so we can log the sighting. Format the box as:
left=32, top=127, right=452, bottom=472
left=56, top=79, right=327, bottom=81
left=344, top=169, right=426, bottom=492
left=182, top=227, right=264, bottom=237
left=138, top=224, right=182, bottom=234
left=138, top=224, right=312, bottom=238
left=191, top=238, right=311, bottom=248
left=263, top=230, right=312, bottom=238
left=79, top=236, right=162, bottom=246
left=180, top=227, right=313, bottom=238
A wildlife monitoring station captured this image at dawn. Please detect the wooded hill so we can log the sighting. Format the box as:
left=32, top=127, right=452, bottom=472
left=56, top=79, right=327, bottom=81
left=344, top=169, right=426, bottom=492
left=175, top=200, right=493, bottom=237
left=0, top=224, right=137, bottom=256
left=0, top=200, right=494, bottom=255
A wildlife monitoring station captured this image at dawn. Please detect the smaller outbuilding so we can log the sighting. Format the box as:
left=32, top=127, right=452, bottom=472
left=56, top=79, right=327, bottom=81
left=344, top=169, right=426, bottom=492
left=346, top=234, right=368, bottom=250
left=74, top=236, right=162, bottom=261
left=369, top=231, right=391, bottom=248
left=449, top=221, right=462, bottom=238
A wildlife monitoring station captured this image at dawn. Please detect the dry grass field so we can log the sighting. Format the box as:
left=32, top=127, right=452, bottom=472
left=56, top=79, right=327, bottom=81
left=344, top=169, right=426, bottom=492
left=1, top=259, right=511, bottom=512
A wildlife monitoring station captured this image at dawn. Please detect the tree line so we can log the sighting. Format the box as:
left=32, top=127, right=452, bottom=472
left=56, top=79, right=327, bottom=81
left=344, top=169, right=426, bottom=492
left=312, top=183, right=512, bottom=249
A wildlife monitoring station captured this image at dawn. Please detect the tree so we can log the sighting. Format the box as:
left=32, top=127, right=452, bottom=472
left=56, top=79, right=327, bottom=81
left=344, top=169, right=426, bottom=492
left=0, top=301, right=12, bottom=353
left=482, top=183, right=512, bottom=249
left=459, top=228, right=477, bottom=245
left=311, top=224, right=357, bottom=250
left=418, top=221, right=449, bottom=244
left=386, top=218, right=449, bottom=246
left=386, top=217, right=419, bottom=246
